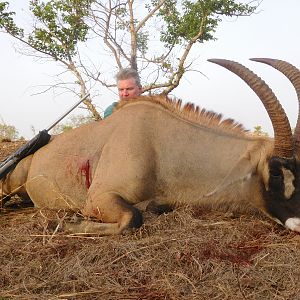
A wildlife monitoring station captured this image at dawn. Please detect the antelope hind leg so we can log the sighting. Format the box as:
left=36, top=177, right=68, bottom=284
left=65, top=192, right=143, bottom=235
left=1, top=155, right=32, bottom=204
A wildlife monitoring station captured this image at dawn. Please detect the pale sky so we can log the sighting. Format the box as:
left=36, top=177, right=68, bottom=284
left=1, top=0, right=300, bottom=139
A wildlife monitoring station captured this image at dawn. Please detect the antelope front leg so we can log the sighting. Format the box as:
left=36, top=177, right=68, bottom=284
left=65, top=192, right=143, bottom=235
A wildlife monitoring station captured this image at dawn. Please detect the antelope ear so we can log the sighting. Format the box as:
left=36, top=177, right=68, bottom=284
left=205, top=146, right=264, bottom=197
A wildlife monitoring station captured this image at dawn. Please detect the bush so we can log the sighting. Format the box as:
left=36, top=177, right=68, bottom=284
left=0, top=123, right=19, bottom=141
left=50, top=114, right=94, bottom=134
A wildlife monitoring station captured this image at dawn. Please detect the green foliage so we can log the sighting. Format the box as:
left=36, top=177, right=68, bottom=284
left=0, top=123, right=19, bottom=141
left=0, top=0, right=94, bottom=60
left=28, top=0, right=93, bottom=60
left=0, top=1, right=23, bottom=37
left=136, top=31, right=149, bottom=56
left=158, top=0, right=257, bottom=48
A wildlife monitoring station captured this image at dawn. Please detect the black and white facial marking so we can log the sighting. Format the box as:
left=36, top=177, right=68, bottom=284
left=264, top=156, right=300, bottom=232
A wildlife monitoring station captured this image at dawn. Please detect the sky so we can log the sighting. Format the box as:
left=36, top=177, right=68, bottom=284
left=1, top=0, right=300, bottom=139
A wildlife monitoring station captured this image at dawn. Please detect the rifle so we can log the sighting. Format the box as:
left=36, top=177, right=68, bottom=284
left=0, top=93, right=90, bottom=180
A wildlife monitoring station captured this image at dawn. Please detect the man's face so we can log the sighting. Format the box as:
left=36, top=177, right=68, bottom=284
left=117, top=78, right=142, bottom=100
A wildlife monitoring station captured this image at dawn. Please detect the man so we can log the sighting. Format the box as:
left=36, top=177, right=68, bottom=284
left=103, top=68, right=142, bottom=118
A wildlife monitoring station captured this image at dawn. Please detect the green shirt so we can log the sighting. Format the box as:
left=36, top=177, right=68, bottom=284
left=103, top=102, right=118, bottom=119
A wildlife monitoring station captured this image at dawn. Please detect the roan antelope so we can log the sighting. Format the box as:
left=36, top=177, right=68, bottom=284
left=1, top=58, right=300, bottom=235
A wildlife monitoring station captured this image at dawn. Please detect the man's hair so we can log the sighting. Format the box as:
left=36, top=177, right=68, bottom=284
left=116, top=68, right=141, bottom=87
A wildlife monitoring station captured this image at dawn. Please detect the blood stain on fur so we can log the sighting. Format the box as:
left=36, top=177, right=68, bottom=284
left=79, top=159, right=91, bottom=189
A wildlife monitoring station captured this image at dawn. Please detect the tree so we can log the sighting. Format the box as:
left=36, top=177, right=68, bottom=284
left=86, top=0, right=259, bottom=94
left=50, top=113, right=94, bottom=134
left=0, top=123, right=20, bottom=141
left=253, top=125, right=268, bottom=137
left=0, top=0, right=260, bottom=116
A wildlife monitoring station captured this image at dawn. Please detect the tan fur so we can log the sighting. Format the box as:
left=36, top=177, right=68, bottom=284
left=1, top=96, right=274, bottom=235
left=117, top=95, right=249, bottom=135
left=1, top=155, right=32, bottom=200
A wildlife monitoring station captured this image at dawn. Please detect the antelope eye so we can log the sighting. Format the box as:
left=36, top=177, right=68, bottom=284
left=270, top=170, right=282, bottom=177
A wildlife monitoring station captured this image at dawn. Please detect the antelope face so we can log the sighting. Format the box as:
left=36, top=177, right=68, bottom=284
left=264, top=157, right=300, bottom=232
left=209, top=57, right=300, bottom=233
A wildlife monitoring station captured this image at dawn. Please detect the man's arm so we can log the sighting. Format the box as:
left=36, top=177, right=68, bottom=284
left=103, top=102, right=118, bottom=119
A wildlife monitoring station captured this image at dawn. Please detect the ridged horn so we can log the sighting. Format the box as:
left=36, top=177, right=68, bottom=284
left=250, top=58, right=300, bottom=155
left=208, top=59, right=293, bottom=158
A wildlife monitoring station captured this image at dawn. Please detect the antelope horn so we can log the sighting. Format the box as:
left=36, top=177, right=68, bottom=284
left=208, top=59, right=293, bottom=158
left=250, top=58, right=300, bottom=155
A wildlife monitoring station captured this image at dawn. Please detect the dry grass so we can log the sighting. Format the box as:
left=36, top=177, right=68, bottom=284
left=1, top=206, right=300, bottom=300
left=1, top=142, right=300, bottom=300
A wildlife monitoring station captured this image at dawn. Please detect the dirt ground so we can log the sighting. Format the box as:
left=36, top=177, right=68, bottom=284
left=1, top=141, right=300, bottom=300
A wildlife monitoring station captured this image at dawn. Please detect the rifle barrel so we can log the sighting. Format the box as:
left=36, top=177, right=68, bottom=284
left=45, top=93, right=90, bottom=132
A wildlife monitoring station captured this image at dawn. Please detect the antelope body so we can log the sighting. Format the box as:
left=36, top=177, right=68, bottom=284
left=1, top=58, right=300, bottom=235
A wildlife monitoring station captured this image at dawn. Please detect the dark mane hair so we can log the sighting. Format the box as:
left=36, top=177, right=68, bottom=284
left=116, top=95, right=249, bottom=135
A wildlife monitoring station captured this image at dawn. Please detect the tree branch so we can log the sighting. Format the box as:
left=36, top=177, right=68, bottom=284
left=135, top=0, right=167, bottom=32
